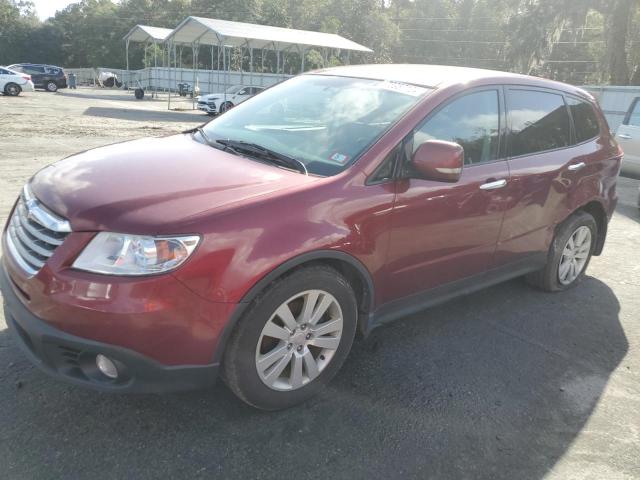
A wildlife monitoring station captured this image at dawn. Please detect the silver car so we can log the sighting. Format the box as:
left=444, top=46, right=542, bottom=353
left=616, top=97, right=640, bottom=179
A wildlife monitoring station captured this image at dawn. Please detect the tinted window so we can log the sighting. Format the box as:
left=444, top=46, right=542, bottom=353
left=507, top=90, right=571, bottom=156
left=626, top=99, right=640, bottom=127
left=0, top=69, right=9, bottom=75
left=24, top=66, right=45, bottom=74
left=413, top=90, right=500, bottom=165
left=567, top=97, right=600, bottom=142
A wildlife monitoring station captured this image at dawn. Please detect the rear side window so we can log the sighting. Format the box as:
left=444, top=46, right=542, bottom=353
left=507, top=89, right=571, bottom=157
left=0, top=69, right=9, bottom=75
left=625, top=98, right=640, bottom=127
left=413, top=89, right=500, bottom=165
left=24, top=66, right=45, bottom=74
left=567, top=97, right=600, bottom=142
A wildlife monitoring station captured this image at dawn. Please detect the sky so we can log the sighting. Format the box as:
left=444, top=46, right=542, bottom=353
left=32, top=0, right=83, bottom=20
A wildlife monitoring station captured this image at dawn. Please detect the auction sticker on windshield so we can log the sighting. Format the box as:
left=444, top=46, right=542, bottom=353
left=378, top=81, right=429, bottom=97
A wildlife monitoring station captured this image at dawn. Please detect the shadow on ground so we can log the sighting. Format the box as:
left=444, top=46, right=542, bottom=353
left=83, top=106, right=204, bottom=123
left=0, top=276, right=626, bottom=479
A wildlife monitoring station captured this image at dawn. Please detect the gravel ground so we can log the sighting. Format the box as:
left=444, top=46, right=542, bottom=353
left=0, top=88, right=639, bottom=480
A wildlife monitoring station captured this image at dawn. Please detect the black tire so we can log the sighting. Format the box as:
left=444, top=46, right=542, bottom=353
left=45, top=81, right=58, bottom=92
left=526, top=211, right=597, bottom=292
left=4, top=83, right=21, bottom=96
left=222, top=265, right=358, bottom=410
left=219, top=101, right=234, bottom=113
left=134, top=88, right=144, bottom=100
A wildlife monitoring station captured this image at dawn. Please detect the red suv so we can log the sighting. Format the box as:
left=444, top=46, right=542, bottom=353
left=1, top=65, right=621, bottom=409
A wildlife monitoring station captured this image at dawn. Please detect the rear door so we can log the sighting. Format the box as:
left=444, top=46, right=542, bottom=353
left=23, top=65, right=45, bottom=87
left=616, top=97, right=640, bottom=176
left=495, top=88, right=584, bottom=266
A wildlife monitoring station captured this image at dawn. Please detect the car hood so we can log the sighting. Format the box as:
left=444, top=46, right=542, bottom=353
left=30, top=134, right=318, bottom=234
left=199, top=93, right=226, bottom=100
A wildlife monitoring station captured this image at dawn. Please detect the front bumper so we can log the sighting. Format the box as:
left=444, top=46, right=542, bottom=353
left=197, top=103, right=216, bottom=114
left=1, top=263, right=219, bottom=393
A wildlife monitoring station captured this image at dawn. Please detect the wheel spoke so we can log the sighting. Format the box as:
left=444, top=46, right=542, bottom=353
left=262, top=351, right=292, bottom=386
left=312, top=318, right=343, bottom=336
left=257, top=344, right=289, bottom=372
left=300, top=291, right=320, bottom=323
left=275, top=303, right=298, bottom=331
left=309, top=336, right=340, bottom=350
left=290, top=354, right=303, bottom=389
left=308, top=294, right=333, bottom=325
left=559, top=259, right=571, bottom=280
left=302, top=349, right=320, bottom=381
left=262, top=322, right=291, bottom=341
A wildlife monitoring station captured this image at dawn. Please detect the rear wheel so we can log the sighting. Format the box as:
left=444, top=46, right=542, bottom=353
left=4, top=83, right=21, bottom=96
left=46, top=81, right=58, bottom=92
left=526, top=211, right=597, bottom=292
left=222, top=265, right=357, bottom=410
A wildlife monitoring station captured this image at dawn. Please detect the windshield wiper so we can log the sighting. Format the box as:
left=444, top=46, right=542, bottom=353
left=192, top=126, right=226, bottom=151
left=215, top=139, right=308, bottom=175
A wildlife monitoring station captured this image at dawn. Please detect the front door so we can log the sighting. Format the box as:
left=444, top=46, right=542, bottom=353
left=381, top=88, right=510, bottom=304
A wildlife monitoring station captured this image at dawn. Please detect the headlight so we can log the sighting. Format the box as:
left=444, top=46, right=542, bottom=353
left=73, top=233, right=200, bottom=275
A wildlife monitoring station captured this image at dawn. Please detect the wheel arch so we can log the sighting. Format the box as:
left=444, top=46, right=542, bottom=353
left=576, top=200, right=608, bottom=255
left=557, top=199, right=608, bottom=256
left=211, top=250, right=375, bottom=364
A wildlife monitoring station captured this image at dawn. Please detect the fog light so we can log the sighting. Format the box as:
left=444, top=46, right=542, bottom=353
left=96, top=354, right=118, bottom=379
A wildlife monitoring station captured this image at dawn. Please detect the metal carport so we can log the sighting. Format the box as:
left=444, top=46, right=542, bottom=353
left=164, top=16, right=373, bottom=109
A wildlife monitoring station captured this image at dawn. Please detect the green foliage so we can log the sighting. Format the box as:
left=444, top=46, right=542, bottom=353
left=1, top=0, right=640, bottom=84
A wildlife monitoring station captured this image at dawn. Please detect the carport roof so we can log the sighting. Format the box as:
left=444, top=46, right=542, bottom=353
left=165, top=16, right=373, bottom=52
left=123, top=25, right=173, bottom=44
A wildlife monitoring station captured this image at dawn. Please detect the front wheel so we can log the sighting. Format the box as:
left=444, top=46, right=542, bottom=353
left=526, top=211, right=597, bottom=292
left=4, top=83, right=21, bottom=96
left=46, top=81, right=58, bottom=92
left=222, top=265, right=357, bottom=410
left=219, top=101, right=233, bottom=113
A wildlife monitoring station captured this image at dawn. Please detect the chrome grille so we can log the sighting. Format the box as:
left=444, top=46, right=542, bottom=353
left=6, top=185, right=71, bottom=276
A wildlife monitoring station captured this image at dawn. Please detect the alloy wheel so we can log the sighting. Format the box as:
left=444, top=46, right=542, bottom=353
left=255, top=289, right=343, bottom=391
left=558, top=225, right=592, bottom=285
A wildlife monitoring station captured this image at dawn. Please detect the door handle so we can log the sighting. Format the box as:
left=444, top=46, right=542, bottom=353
left=479, top=179, right=507, bottom=190
left=568, top=162, right=586, bottom=171
left=618, top=133, right=632, bottom=140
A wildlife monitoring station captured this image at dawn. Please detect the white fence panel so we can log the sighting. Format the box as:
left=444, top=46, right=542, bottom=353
left=583, top=86, right=640, bottom=131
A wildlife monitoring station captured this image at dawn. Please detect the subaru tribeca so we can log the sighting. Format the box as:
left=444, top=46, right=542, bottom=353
left=1, top=65, right=621, bottom=410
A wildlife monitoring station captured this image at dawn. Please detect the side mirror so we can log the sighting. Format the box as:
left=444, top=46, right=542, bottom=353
left=411, top=140, right=464, bottom=182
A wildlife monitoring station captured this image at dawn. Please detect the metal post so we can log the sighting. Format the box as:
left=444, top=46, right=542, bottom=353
left=168, top=41, right=172, bottom=110
left=261, top=49, right=265, bottom=86
left=249, top=47, right=254, bottom=86
left=217, top=40, right=221, bottom=91
left=125, top=39, right=130, bottom=87
left=153, top=40, right=158, bottom=98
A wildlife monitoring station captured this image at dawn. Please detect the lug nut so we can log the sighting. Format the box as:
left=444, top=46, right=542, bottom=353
left=287, top=343, right=293, bottom=350
left=305, top=333, right=312, bottom=340
left=301, top=324, right=307, bottom=330
left=297, top=345, right=303, bottom=352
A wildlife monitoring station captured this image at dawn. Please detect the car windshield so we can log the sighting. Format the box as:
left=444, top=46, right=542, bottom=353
left=202, top=75, right=431, bottom=176
left=226, top=85, right=244, bottom=94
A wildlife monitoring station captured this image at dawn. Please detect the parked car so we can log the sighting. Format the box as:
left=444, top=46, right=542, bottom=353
left=1, top=65, right=621, bottom=410
left=0, top=67, right=34, bottom=96
left=197, top=85, right=264, bottom=115
left=7, top=63, right=67, bottom=92
left=615, top=97, right=640, bottom=179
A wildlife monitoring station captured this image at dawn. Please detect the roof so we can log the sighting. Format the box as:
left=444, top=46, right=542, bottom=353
left=165, top=16, right=372, bottom=52
left=124, top=25, right=173, bottom=44
left=311, top=64, right=590, bottom=96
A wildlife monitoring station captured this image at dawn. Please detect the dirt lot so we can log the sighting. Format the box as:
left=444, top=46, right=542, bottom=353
left=0, top=88, right=639, bottom=480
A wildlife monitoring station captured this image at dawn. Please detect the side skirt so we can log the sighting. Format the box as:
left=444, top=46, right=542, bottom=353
left=367, top=253, right=546, bottom=332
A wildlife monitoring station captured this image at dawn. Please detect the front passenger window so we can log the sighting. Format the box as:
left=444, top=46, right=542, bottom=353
left=412, top=90, right=500, bottom=165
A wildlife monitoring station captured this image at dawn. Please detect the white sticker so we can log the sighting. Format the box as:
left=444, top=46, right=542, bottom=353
left=378, top=81, right=428, bottom=97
